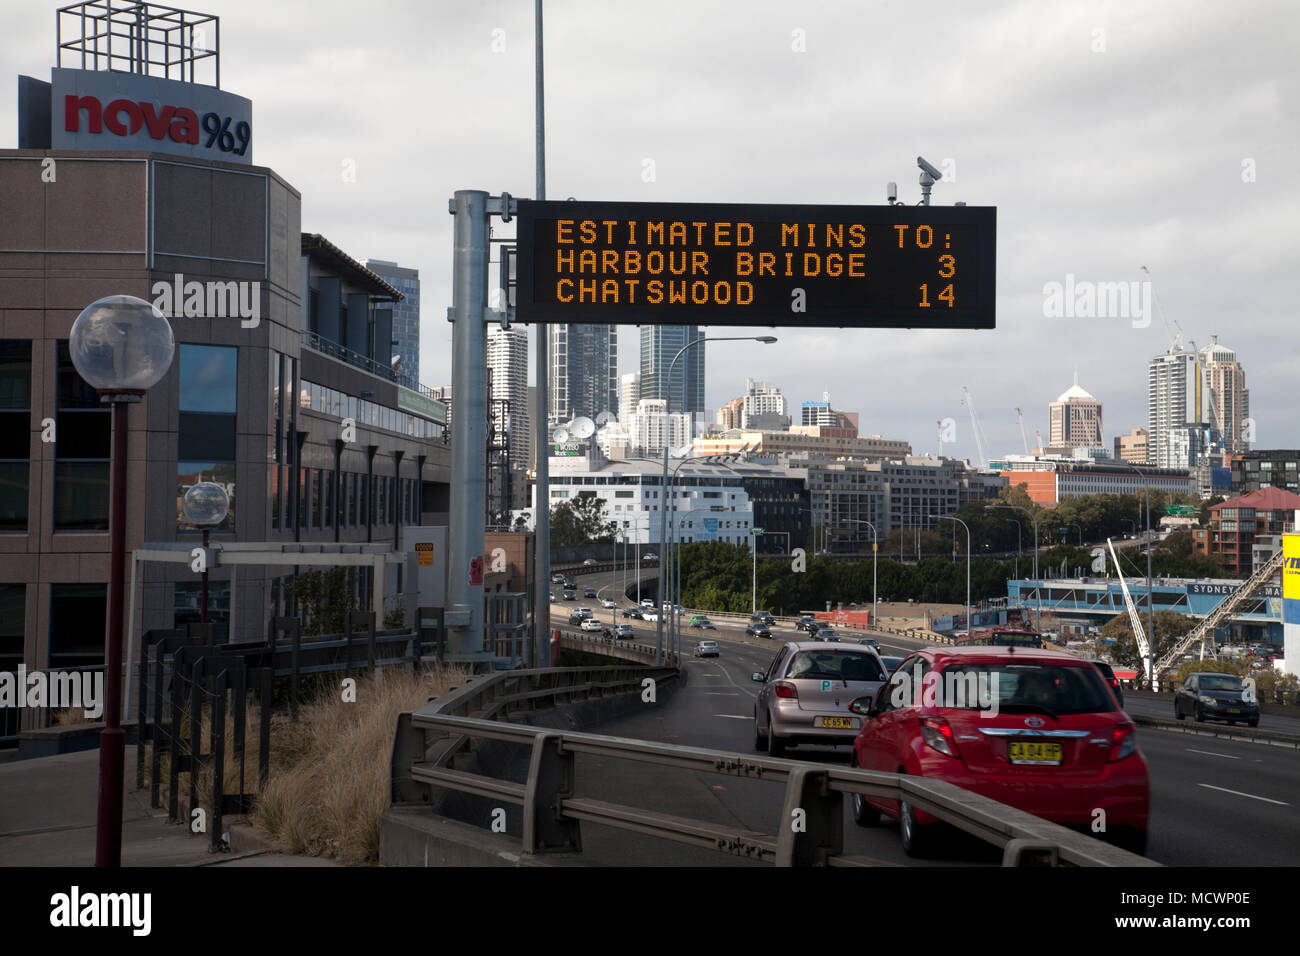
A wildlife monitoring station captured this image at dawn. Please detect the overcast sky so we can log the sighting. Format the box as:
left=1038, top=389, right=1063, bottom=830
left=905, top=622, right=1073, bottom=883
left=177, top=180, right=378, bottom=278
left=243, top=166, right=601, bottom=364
left=6, top=1, right=1296, bottom=464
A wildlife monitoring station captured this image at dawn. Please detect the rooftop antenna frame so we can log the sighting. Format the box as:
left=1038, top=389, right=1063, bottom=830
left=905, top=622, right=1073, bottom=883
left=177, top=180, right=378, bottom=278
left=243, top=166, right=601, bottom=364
left=57, top=0, right=221, bottom=87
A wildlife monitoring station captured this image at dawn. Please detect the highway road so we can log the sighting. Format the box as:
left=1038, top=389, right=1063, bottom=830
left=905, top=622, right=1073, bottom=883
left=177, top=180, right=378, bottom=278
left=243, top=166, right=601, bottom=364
left=555, top=565, right=1300, bottom=866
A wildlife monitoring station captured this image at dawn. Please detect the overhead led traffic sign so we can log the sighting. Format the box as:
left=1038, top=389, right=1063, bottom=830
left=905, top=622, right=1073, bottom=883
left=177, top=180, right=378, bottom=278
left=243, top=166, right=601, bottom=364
left=515, top=200, right=995, bottom=328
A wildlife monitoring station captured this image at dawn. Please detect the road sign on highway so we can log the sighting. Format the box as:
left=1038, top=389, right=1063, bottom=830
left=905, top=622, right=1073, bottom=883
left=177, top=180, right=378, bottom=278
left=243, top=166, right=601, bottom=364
left=515, top=200, right=996, bottom=329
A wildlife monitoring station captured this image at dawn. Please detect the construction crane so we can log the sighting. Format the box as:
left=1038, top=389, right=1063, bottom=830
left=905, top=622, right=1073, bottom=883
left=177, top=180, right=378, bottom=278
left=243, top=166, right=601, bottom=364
left=961, top=386, right=990, bottom=470
left=1016, top=407, right=1030, bottom=455
left=936, top=419, right=945, bottom=458
left=1141, top=265, right=1184, bottom=352
left=1107, top=538, right=1152, bottom=683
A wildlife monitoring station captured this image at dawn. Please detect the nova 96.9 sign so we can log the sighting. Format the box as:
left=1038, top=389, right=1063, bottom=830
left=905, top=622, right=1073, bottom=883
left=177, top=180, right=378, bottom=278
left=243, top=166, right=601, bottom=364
left=515, top=200, right=995, bottom=329
left=50, top=68, right=253, bottom=164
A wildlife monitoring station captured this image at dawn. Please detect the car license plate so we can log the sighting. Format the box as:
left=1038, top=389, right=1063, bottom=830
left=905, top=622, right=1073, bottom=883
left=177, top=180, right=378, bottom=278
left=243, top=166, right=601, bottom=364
left=1227, top=708, right=1240, bottom=714
left=1008, top=741, right=1063, bottom=765
left=820, top=717, right=853, bottom=729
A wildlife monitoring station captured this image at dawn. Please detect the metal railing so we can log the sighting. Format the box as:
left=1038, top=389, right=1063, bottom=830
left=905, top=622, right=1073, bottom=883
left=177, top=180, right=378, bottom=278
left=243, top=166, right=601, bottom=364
left=390, top=667, right=1154, bottom=867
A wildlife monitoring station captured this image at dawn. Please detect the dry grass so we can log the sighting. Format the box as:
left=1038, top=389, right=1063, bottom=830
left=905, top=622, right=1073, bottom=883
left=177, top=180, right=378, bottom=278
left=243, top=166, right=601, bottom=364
left=52, top=707, right=98, bottom=726
left=142, top=664, right=462, bottom=864
left=251, top=665, right=462, bottom=863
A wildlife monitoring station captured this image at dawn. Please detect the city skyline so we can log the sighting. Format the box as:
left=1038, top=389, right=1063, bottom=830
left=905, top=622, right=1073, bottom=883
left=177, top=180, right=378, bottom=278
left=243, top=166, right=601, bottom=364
left=5, top=1, right=1291, bottom=465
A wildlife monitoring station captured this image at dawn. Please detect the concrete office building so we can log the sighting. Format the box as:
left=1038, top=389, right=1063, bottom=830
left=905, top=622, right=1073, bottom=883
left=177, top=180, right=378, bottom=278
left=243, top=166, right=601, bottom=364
left=743, top=379, right=789, bottom=430
left=1199, top=335, right=1250, bottom=455
left=807, top=457, right=1006, bottom=549
left=1230, top=451, right=1300, bottom=495
left=694, top=429, right=910, bottom=460
left=0, top=7, right=451, bottom=742
left=619, top=371, right=640, bottom=424
left=365, top=259, right=419, bottom=387
left=487, top=323, right=531, bottom=472
left=536, top=458, right=754, bottom=546
left=1048, top=372, right=1103, bottom=450
left=549, top=324, right=617, bottom=427
left=716, top=396, right=744, bottom=431
left=639, top=325, right=704, bottom=416
left=1148, top=346, right=1200, bottom=469
left=1114, top=427, right=1150, bottom=465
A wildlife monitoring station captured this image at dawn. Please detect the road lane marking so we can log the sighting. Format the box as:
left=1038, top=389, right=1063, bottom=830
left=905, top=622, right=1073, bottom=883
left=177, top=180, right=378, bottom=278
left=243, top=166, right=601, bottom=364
left=1186, top=748, right=1241, bottom=760
left=1197, top=784, right=1289, bottom=805
left=701, top=691, right=740, bottom=695
left=713, top=714, right=753, bottom=720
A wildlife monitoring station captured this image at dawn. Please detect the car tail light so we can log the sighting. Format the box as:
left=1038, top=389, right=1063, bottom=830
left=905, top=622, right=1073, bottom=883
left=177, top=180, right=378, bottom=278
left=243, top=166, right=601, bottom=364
left=1108, top=723, right=1137, bottom=762
left=773, top=681, right=798, bottom=699
left=920, top=717, right=960, bottom=758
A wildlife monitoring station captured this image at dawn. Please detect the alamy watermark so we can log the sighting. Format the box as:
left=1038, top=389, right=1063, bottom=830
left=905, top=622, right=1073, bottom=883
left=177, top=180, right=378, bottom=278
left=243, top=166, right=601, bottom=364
left=0, top=666, right=103, bottom=719
left=888, top=661, right=1001, bottom=716
left=1042, top=274, right=1151, bottom=328
left=152, top=273, right=260, bottom=328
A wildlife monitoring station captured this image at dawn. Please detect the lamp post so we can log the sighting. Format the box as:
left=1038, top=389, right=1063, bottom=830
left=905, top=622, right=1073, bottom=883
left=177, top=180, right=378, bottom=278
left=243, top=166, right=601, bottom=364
left=71, top=295, right=174, bottom=868
left=1004, top=517, right=1022, bottom=579
left=182, top=482, right=230, bottom=630
left=660, top=449, right=749, bottom=660
left=827, top=518, right=878, bottom=630
left=934, top=515, right=970, bottom=634
left=655, top=335, right=775, bottom=664
left=986, top=503, right=1040, bottom=632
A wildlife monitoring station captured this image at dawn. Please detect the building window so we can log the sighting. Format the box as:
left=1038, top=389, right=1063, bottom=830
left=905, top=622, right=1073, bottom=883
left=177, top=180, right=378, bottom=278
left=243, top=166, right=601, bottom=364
left=49, top=583, right=107, bottom=672
left=0, top=584, right=23, bottom=739
left=174, top=580, right=230, bottom=632
left=178, top=345, right=237, bottom=532
left=55, top=342, right=110, bottom=531
left=270, top=465, right=280, bottom=531
left=0, top=341, right=31, bottom=532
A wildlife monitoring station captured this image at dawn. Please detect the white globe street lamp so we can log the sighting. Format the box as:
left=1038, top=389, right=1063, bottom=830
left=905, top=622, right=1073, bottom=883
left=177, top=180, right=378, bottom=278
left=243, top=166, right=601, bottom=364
left=183, top=482, right=231, bottom=626
left=70, top=295, right=174, bottom=869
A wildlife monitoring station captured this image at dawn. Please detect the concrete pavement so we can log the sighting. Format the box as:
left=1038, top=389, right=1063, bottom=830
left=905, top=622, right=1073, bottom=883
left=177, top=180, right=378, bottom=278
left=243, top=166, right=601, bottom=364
left=0, top=748, right=342, bottom=867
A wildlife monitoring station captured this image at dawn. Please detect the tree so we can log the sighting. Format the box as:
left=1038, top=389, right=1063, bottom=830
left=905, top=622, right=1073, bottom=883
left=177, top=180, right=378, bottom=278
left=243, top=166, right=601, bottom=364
left=1099, top=610, right=1197, bottom=677
left=284, top=568, right=361, bottom=636
left=1199, top=496, right=1225, bottom=527
left=550, top=496, right=616, bottom=547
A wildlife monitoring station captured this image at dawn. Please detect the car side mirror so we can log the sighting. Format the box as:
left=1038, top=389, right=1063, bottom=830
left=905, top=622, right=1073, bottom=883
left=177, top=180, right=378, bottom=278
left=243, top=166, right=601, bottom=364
left=751, top=672, right=765, bottom=683
left=849, top=696, right=873, bottom=716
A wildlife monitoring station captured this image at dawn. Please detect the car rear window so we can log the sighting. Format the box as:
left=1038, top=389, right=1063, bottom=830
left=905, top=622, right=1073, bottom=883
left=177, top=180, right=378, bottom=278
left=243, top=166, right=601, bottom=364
left=785, top=650, right=884, bottom=682
left=1200, top=674, right=1243, bottom=692
left=935, top=662, right=1114, bottom=715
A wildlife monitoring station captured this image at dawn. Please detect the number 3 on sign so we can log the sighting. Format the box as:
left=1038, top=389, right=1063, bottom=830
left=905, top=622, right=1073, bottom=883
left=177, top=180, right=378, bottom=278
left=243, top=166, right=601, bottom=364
left=918, top=283, right=955, bottom=308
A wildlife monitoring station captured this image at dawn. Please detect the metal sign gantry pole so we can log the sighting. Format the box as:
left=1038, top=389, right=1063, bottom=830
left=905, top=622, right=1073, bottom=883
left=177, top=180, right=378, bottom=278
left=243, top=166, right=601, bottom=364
left=533, top=0, right=550, bottom=666
left=446, top=189, right=515, bottom=661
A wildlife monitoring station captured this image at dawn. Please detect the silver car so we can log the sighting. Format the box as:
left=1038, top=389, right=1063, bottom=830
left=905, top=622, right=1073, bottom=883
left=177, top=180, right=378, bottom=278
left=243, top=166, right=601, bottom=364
left=751, top=642, right=887, bottom=756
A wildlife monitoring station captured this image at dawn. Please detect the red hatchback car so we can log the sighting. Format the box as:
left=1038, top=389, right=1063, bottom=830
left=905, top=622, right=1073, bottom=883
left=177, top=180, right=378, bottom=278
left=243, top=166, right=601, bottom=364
left=850, top=646, right=1149, bottom=857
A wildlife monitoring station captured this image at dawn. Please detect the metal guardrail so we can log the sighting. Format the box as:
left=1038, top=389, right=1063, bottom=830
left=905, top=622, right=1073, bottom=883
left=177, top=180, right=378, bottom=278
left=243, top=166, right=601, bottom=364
left=557, top=630, right=680, bottom=667
left=390, top=667, right=1154, bottom=867
left=1131, top=713, right=1300, bottom=749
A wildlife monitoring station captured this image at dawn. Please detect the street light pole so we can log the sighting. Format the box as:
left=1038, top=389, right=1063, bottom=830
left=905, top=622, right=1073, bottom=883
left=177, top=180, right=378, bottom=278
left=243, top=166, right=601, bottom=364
left=654, top=335, right=775, bottom=664
left=935, top=515, right=971, bottom=634
left=986, top=503, right=1040, bottom=632
left=71, top=295, right=174, bottom=868
left=832, top=518, right=878, bottom=629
